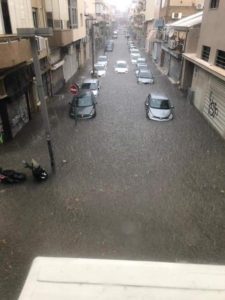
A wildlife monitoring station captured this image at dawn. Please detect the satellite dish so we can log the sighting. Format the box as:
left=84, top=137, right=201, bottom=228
left=168, top=28, right=175, bottom=38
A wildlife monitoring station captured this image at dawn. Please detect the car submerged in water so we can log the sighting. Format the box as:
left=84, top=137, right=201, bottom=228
left=145, top=93, right=174, bottom=121
left=69, top=91, right=97, bottom=119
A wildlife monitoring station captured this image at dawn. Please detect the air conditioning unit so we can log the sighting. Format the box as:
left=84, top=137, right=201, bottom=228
left=172, top=12, right=182, bottom=19
left=168, top=39, right=177, bottom=50
left=36, top=36, right=46, bottom=52
left=196, top=3, right=204, bottom=10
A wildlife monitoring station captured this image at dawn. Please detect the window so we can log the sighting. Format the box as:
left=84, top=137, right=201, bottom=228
left=80, top=13, right=83, bottom=26
left=46, top=12, right=53, bottom=27
left=32, top=8, right=38, bottom=28
left=201, top=46, right=211, bottom=61
left=210, top=0, right=220, bottom=9
left=1, top=0, right=12, bottom=34
left=68, top=0, right=78, bottom=28
left=215, top=50, right=225, bottom=69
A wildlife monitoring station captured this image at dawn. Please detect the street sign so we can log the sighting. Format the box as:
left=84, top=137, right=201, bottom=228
left=70, top=83, right=79, bottom=95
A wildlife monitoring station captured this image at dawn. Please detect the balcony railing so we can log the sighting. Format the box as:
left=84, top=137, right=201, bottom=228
left=0, top=36, right=32, bottom=69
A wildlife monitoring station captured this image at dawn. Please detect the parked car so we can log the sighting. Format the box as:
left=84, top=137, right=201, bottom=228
left=137, top=69, right=154, bottom=84
left=135, top=63, right=148, bottom=76
left=69, top=91, right=97, bottom=119
left=91, top=64, right=107, bottom=77
left=130, top=48, right=139, bottom=53
left=131, top=53, right=141, bottom=64
left=112, top=30, right=118, bottom=39
left=136, top=57, right=146, bottom=65
left=114, top=60, right=128, bottom=73
left=80, top=78, right=100, bottom=97
left=105, top=41, right=114, bottom=52
left=97, top=55, right=108, bottom=67
left=145, top=93, right=174, bottom=121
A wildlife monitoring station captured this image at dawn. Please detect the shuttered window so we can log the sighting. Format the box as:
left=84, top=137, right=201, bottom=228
left=210, top=0, right=220, bottom=9
left=215, top=50, right=225, bottom=69
left=201, top=46, right=210, bottom=61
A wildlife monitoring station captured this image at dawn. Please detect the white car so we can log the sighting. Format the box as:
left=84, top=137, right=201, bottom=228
left=137, top=69, right=154, bottom=84
left=91, top=64, right=106, bottom=77
left=131, top=53, right=141, bottom=64
left=80, top=78, right=100, bottom=97
left=97, top=55, right=108, bottom=67
left=130, top=48, right=139, bottom=54
left=114, top=60, right=128, bottom=73
left=136, top=57, right=146, bottom=65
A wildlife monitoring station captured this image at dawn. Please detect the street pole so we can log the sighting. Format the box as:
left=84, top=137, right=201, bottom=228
left=91, top=19, right=96, bottom=78
left=30, top=37, right=55, bottom=171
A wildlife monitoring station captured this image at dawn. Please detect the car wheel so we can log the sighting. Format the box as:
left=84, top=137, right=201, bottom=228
left=92, top=110, right=96, bottom=118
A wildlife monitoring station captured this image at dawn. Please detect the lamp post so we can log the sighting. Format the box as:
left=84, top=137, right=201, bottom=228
left=17, top=28, right=55, bottom=171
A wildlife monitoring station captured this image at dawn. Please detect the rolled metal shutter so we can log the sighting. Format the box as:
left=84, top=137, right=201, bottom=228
left=203, top=77, right=225, bottom=137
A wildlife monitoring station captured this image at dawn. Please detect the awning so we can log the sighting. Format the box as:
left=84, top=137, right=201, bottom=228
left=166, top=11, right=203, bottom=30
left=50, top=60, right=64, bottom=71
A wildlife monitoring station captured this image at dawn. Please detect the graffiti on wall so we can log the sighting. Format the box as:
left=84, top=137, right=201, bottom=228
left=208, top=91, right=218, bottom=118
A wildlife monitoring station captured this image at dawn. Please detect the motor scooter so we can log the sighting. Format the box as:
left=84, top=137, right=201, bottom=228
left=22, top=159, right=48, bottom=182
left=0, top=168, right=26, bottom=184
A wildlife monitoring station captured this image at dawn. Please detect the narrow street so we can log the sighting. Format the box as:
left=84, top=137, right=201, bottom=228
left=1, top=32, right=225, bottom=299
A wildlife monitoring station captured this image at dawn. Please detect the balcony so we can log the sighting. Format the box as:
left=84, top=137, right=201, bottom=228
left=0, top=36, right=32, bottom=69
left=48, top=29, right=73, bottom=48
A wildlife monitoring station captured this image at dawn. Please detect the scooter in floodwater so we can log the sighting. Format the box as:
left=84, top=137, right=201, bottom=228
left=0, top=168, right=26, bottom=184
left=22, top=159, right=48, bottom=182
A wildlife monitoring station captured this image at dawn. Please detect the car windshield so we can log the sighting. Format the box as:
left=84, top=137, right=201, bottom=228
left=76, top=95, right=93, bottom=107
left=98, top=57, right=107, bottom=61
left=95, top=65, right=105, bottom=71
left=139, top=72, right=152, bottom=78
left=150, top=98, right=170, bottom=109
left=117, top=63, right=127, bottom=68
left=82, top=82, right=97, bottom=90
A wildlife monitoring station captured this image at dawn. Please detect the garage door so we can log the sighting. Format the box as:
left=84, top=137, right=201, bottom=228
left=203, top=77, right=225, bottom=137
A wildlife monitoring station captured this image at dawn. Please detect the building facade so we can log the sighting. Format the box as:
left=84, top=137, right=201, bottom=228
left=0, top=0, right=89, bottom=143
left=182, top=0, right=225, bottom=139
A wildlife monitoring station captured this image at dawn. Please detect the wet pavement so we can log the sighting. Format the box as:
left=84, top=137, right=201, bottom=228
left=1, top=33, right=225, bottom=299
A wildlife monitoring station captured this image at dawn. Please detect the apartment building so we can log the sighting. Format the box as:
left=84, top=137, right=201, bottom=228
left=46, top=0, right=86, bottom=93
left=0, top=0, right=36, bottom=142
left=0, top=0, right=88, bottom=143
left=85, top=0, right=113, bottom=60
left=182, top=0, right=225, bottom=138
left=152, top=0, right=204, bottom=67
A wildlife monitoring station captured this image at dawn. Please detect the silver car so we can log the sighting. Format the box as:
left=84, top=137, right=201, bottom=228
left=80, top=79, right=100, bottom=97
left=145, top=93, right=174, bottom=121
left=135, top=63, right=148, bottom=76
left=91, top=64, right=106, bottom=77
left=97, top=55, right=108, bottom=67
left=131, top=53, right=141, bottom=64
left=137, top=69, right=154, bottom=84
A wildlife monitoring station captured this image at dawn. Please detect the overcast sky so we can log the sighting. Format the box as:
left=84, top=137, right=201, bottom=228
left=107, top=0, right=132, bottom=12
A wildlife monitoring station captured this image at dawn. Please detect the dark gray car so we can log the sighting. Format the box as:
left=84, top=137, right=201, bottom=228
left=69, top=91, right=97, bottom=119
left=145, top=93, right=174, bottom=121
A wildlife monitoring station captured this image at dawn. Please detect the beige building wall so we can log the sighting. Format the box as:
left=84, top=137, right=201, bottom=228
left=196, top=0, right=225, bottom=65
left=5, top=0, right=33, bottom=34
left=72, top=0, right=86, bottom=41
left=84, top=0, right=96, bottom=16
left=45, top=0, right=69, bottom=21
left=145, top=0, right=155, bottom=21
left=31, top=0, right=47, bottom=27
left=170, top=0, right=204, bottom=6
